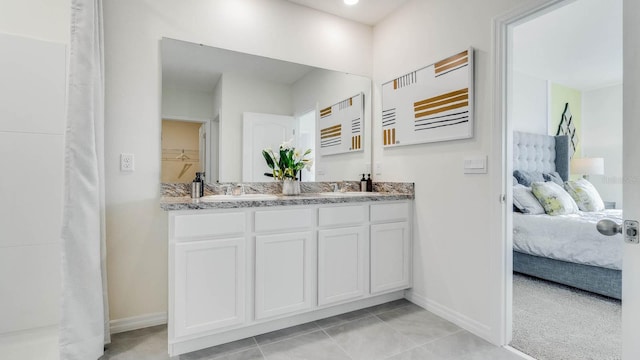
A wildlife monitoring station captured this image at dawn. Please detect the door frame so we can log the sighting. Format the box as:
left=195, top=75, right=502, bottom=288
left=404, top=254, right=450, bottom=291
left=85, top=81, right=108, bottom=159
left=491, top=0, right=576, bottom=346
left=162, top=115, right=212, bottom=182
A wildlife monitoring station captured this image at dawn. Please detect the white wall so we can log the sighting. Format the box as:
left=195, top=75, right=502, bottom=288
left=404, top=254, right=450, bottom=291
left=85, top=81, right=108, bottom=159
left=372, top=0, right=526, bottom=343
left=292, top=69, right=372, bottom=180
left=161, top=86, right=214, bottom=120
left=220, top=72, right=293, bottom=181
left=512, top=71, right=548, bottom=134
left=0, top=0, right=70, bottom=44
left=582, top=84, right=623, bottom=207
left=103, top=0, right=372, bottom=322
left=0, top=0, right=69, bottom=338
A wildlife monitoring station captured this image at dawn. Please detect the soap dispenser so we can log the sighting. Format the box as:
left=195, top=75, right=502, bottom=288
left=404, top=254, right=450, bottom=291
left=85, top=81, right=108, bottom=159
left=366, top=174, right=373, bottom=192
left=191, top=172, right=202, bottom=199
left=360, top=174, right=367, bottom=192
left=198, top=172, right=205, bottom=197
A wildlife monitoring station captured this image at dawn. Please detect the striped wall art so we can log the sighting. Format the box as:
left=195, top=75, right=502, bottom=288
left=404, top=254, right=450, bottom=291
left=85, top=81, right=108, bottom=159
left=319, top=92, right=364, bottom=156
left=381, top=48, right=474, bottom=147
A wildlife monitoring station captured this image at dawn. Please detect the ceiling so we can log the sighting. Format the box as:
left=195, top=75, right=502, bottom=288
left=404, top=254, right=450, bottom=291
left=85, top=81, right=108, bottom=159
left=513, top=0, right=622, bottom=91
left=285, top=0, right=408, bottom=25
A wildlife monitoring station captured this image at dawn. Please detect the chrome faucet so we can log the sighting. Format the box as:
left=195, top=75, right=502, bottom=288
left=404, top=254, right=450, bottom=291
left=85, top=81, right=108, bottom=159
left=232, top=184, right=245, bottom=196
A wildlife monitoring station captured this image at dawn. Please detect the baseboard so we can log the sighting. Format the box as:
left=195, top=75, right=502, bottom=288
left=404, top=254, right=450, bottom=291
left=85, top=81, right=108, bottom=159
left=504, top=346, right=537, bottom=360
left=404, top=290, right=493, bottom=342
left=109, top=312, right=167, bottom=334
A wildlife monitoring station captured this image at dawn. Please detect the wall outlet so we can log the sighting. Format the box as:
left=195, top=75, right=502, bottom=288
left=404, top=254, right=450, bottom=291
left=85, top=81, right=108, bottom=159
left=120, top=153, right=135, bottom=172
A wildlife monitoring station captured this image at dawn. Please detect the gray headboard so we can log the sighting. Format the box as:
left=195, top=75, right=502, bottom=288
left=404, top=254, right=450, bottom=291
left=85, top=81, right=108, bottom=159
left=513, top=131, right=570, bottom=181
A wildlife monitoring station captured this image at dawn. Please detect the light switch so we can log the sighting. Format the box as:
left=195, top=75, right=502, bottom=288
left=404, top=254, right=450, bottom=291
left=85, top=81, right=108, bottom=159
left=464, top=156, right=487, bottom=174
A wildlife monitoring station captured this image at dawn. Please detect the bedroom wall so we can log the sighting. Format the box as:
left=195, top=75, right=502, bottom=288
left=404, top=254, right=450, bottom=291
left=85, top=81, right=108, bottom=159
left=512, top=71, right=548, bottom=134
left=582, top=84, right=623, bottom=207
left=0, top=0, right=69, bottom=337
left=550, top=82, right=582, bottom=156
left=103, top=0, right=373, bottom=324
left=372, top=0, right=530, bottom=344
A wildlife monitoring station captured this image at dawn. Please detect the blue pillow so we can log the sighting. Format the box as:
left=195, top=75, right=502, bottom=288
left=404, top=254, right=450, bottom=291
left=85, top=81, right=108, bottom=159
left=543, top=171, right=564, bottom=186
left=513, top=170, right=545, bottom=187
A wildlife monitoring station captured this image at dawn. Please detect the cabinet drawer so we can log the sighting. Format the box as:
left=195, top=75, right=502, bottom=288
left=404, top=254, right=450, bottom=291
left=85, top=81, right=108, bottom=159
left=173, top=212, right=245, bottom=238
left=319, top=205, right=367, bottom=227
left=255, top=208, right=314, bottom=233
left=370, top=202, right=410, bottom=223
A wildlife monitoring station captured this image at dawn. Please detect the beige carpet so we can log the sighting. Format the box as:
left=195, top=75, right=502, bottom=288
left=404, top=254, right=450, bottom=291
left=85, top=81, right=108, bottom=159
left=510, top=273, right=621, bottom=360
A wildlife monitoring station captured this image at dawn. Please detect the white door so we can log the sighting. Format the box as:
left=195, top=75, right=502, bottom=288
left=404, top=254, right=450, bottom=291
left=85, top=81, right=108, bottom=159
left=254, top=231, right=314, bottom=320
left=318, top=226, right=366, bottom=306
left=622, top=1, right=640, bottom=356
left=242, top=112, right=296, bottom=182
left=173, top=238, right=245, bottom=338
left=198, top=123, right=208, bottom=180
left=370, top=222, right=411, bottom=294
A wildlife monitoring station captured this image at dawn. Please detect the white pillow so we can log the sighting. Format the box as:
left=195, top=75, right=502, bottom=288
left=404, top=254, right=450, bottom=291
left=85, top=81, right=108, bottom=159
left=564, top=178, right=605, bottom=212
left=531, top=181, right=579, bottom=216
left=513, top=184, right=545, bottom=214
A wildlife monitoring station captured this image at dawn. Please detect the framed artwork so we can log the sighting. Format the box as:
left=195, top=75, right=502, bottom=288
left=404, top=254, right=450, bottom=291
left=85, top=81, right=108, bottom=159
left=381, top=48, right=474, bottom=147
left=556, top=102, right=578, bottom=158
left=319, top=92, right=364, bottom=156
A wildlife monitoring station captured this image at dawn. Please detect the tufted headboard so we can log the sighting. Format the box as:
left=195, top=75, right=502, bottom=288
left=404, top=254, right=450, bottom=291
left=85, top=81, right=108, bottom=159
left=513, top=131, right=570, bottom=181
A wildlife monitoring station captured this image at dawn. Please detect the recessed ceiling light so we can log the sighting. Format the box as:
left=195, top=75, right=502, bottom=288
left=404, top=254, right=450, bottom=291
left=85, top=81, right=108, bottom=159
left=344, top=0, right=359, bottom=5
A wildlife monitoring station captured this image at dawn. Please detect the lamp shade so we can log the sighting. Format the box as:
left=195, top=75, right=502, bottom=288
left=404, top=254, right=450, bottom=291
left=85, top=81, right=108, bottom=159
left=571, top=157, right=604, bottom=175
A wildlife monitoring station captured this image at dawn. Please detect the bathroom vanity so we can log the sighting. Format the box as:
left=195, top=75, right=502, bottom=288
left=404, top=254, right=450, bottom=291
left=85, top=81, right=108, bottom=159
left=161, top=183, right=414, bottom=356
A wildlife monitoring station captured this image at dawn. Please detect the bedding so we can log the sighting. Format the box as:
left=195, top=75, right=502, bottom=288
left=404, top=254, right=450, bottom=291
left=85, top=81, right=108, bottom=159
left=531, top=181, right=579, bottom=215
left=565, top=178, right=605, bottom=212
left=513, top=184, right=545, bottom=214
left=513, top=209, right=623, bottom=270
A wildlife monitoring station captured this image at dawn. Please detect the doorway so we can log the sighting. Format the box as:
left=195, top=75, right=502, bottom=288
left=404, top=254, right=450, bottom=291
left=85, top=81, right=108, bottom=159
left=161, top=118, right=211, bottom=183
left=496, top=0, right=623, bottom=358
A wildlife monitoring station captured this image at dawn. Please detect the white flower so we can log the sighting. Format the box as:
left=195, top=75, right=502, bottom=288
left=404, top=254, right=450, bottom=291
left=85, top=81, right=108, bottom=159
left=280, top=138, right=294, bottom=150
left=303, top=158, right=314, bottom=170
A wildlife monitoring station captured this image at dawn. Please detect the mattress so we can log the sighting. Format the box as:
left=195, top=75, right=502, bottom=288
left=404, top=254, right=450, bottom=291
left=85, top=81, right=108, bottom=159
left=513, top=209, right=623, bottom=270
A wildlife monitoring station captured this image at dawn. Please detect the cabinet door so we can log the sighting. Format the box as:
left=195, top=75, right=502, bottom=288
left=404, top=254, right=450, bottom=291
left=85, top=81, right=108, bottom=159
left=255, top=231, right=314, bottom=320
left=173, top=238, right=245, bottom=338
left=318, top=226, right=366, bottom=306
left=370, top=222, right=410, bottom=294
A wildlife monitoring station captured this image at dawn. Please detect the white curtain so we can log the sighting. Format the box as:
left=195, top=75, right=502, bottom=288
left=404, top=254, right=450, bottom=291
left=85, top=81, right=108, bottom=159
left=59, top=0, right=110, bottom=359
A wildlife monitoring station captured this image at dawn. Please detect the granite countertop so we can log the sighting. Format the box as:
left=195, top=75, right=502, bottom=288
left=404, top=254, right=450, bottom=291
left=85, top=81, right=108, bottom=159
left=160, top=181, right=414, bottom=211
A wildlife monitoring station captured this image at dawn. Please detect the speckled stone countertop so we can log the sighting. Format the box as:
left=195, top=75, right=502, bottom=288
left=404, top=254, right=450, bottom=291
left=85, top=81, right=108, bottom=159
left=160, top=181, right=414, bottom=211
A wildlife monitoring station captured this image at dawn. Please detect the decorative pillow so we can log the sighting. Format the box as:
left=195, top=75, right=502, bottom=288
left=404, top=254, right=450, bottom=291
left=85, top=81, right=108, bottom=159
left=513, top=176, right=518, bottom=186
left=564, top=178, right=605, bottom=212
left=543, top=171, right=564, bottom=186
left=513, top=170, right=545, bottom=187
left=531, top=181, right=579, bottom=215
left=513, top=184, right=545, bottom=214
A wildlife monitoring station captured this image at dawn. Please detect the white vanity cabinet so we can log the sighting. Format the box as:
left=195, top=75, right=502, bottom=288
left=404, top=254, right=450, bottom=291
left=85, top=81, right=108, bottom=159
left=317, top=205, right=368, bottom=306
left=254, top=207, right=315, bottom=320
left=370, top=202, right=411, bottom=294
left=166, top=198, right=412, bottom=357
left=169, top=211, right=247, bottom=338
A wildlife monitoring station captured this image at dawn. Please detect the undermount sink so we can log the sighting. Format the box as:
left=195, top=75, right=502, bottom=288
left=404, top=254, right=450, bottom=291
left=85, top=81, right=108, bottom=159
left=200, top=194, right=279, bottom=201
left=318, top=192, right=378, bottom=197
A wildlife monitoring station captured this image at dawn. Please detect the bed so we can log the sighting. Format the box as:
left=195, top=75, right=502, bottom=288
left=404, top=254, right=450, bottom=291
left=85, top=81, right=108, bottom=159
left=512, top=131, right=623, bottom=299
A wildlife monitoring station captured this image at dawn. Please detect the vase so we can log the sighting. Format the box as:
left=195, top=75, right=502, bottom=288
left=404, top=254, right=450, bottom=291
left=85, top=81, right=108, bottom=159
left=282, top=179, right=301, bottom=196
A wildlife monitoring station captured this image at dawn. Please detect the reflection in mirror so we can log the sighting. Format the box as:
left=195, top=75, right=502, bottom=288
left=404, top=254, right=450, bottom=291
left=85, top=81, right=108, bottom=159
left=161, top=38, right=372, bottom=184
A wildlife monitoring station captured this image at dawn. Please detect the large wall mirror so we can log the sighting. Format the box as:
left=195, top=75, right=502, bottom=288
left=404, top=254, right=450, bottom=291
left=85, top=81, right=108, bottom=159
left=160, top=38, right=372, bottom=184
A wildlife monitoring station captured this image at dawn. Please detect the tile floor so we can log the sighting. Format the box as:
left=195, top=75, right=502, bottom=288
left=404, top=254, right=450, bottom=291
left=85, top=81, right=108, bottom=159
left=101, top=300, right=523, bottom=360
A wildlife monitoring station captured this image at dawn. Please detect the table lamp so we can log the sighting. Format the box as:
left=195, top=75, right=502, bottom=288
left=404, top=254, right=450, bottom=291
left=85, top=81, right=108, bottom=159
left=570, top=157, right=604, bottom=179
